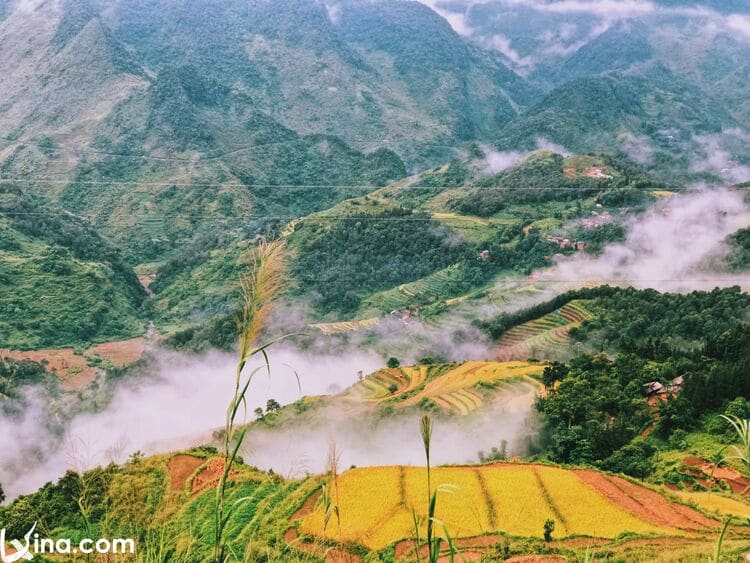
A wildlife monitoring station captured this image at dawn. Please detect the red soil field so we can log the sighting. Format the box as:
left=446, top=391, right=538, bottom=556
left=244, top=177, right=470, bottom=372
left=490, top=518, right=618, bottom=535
left=168, top=454, right=205, bottom=492
left=683, top=457, right=750, bottom=496
left=2, top=336, right=148, bottom=390
left=574, top=470, right=717, bottom=530
left=87, top=337, right=146, bottom=367
left=190, top=458, right=241, bottom=494
left=1, top=347, right=95, bottom=390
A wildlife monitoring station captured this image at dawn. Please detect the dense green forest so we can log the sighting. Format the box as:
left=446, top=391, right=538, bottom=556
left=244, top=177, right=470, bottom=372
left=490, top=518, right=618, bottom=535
left=728, top=227, right=750, bottom=270
left=485, top=286, right=750, bottom=477
left=291, top=209, right=468, bottom=313
left=570, top=286, right=750, bottom=357
left=538, top=323, right=750, bottom=477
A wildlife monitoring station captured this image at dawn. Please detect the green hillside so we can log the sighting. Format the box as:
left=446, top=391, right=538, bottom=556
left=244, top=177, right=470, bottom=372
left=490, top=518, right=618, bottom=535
left=3, top=0, right=540, bottom=264
left=0, top=185, right=145, bottom=348
left=95, top=0, right=538, bottom=164
left=145, top=149, right=661, bottom=337
left=495, top=69, right=733, bottom=156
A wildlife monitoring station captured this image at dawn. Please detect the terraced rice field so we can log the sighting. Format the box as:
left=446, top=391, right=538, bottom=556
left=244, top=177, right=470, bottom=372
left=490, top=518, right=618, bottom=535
left=495, top=300, right=594, bottom=361
left=671, top=491, right=750, bottom=518
left=399, top=361, right=543, bottom=414
left=310, top=317, right=380, bottom=335
left=361, top=264, right=466, bottom=313
left=431, top=212, right=495, bottom=242
left=346, top=361, right=543, bottom=415
left=348, top=365, right=429, bottom=401
left=300, top=464, right=718, bottom=550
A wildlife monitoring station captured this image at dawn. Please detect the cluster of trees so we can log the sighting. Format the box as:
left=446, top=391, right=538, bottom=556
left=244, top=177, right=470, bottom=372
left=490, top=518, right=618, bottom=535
left=574, top=223, right=626, bottom=255
left=292, top=209, right=468, bottom=313
left=727, top=227, right=750, bottom=270
left=538, top=354, right=656, bottom=474
left=0, top=357, right=53, bottom=402
left=570, top=286, right=750, bottom=357
left=539, top=327, right=750, bottom=477
left=531, top=287, right=750, bottom=477
left=448, top=152, right=655, bottom=218
left=0, top=467, right=114, bottom=538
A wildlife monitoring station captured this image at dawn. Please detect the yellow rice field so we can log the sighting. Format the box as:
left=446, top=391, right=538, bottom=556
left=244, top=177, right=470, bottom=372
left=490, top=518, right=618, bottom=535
left=311, top=317, right=380, bottom=334
left=300, top=464, right=679, bottom=550
left=399, top=361, right=543, bottom=411
left=671, top=491, right=750, bottom=518
left=346, top=361, right=542, bottom=415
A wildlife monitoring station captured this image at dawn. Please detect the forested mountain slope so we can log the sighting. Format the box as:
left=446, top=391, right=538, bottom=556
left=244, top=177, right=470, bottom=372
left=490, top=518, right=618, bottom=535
left=0, top=184, right=145, bottom=348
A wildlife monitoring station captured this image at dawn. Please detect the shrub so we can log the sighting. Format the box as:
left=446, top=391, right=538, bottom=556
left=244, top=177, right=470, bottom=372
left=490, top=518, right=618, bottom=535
left=543, top=519, right=555, bottom=542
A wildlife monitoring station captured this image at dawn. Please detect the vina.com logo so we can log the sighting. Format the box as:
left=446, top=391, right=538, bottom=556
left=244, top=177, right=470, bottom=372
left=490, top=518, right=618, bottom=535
left=0, top=522, right=34, bottom=562
left=0, top=523, right=135, bottom=562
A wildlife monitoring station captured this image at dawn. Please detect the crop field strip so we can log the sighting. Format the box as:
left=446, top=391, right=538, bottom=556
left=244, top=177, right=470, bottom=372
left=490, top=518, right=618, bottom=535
left=397, top=361, right=544, bottom=412
left=496, top=300, right=595, bottom=360
left=671, top=491, right=750, bottom=518
left=345, top=361, right=544, bottom=415
left=309, top=317, right=380, bottom=334
left=341, top=362, right=542, bottom=416
left=362, top=264, right=466, bottom=313
left=299, top=464, right=713, bottom=550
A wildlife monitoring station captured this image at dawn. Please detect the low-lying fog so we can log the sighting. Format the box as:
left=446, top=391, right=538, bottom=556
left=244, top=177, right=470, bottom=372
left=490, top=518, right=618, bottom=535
left=0, top=345, right=535, bottom=499
left=1, top=185, right=748, bottom=501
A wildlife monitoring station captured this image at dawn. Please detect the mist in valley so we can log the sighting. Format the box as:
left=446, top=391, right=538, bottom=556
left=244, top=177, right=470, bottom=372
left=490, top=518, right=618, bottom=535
left=0, top=337, right=536, bottom=499
left=242, top=395, right=539, bottom=479
left=0, top=346, right=380, bottom=498
left=548, top=185, right=750, bottom=293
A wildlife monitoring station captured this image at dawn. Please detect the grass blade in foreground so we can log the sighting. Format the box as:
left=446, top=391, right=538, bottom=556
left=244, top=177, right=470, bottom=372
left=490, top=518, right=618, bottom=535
left=214, top=240, right=288, bottom=563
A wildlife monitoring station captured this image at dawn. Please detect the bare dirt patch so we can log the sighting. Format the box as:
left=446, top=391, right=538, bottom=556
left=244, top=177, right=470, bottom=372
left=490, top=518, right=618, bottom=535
left=683, top=457, right=750, bottom=496
left=393, top=539, right=418, bottom=560
left=2, top=336, right=148, bottom=391
left=191, top=458, right=229, bottom=493
left=168, top=454, right=205, bottom=492
left=87, top=337, right=146, bottom=367
left=1, top=347, right=95, bottom=390
left=584, top=166, right=612, bottom=179
left=574, top=470, right=717, bottom=530
left=291, top=490, right=321, bottom=521
left=284, top=527, right=299, bottom=543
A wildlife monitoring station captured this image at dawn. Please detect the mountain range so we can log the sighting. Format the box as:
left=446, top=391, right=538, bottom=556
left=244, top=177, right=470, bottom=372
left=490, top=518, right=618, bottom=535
left=1, top=0, right=750, bottom=347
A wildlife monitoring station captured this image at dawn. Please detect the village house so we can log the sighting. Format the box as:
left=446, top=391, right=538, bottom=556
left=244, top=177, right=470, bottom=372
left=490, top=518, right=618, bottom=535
left=643, top=376, right=684, bottom=406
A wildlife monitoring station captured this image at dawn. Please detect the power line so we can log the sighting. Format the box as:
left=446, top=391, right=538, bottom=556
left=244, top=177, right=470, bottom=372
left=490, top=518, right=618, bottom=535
left=0, top=134, right=462, bottom=162
left=0, top=211, right=468, bottom=221
left=0, top=177, right=726, bottom=191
